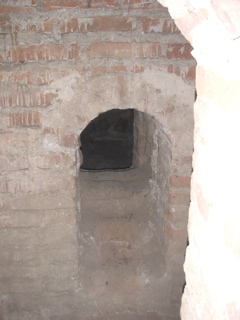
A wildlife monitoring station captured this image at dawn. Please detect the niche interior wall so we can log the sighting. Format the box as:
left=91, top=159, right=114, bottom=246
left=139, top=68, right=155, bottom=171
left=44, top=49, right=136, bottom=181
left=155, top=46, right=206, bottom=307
left=0, top=1, right=195, bottom=319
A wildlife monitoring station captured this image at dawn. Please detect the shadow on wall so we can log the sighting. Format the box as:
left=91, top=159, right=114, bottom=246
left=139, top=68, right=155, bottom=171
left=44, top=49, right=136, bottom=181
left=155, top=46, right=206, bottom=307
left=80, top=109, right=134, bottom=171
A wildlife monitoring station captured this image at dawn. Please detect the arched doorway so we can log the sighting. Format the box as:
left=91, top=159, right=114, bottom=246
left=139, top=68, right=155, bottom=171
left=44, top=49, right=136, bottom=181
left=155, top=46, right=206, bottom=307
left=77, top=109, right=175, bottom=319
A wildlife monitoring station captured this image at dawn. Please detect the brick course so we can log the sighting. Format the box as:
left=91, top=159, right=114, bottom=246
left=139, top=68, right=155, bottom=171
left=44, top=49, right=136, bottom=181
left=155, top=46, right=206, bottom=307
left=0, top=92, right=53, bottom=108
left=142, top=17, right=179, bottom=32
left=166, top=43, right=194, bottom=60
left=35, top=0, right=120, bottom=10
left=60, top=17, right=135, bottom=33
left=9, top=111, right=41, bottom=127
left=88, top=42, right=161, bottom=58
left=6, top=45, right=80, bottom=62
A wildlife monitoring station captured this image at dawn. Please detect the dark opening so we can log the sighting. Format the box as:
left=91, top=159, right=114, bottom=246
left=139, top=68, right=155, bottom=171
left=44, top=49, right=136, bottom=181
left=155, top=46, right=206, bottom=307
left=80, top=109, right=134, bottom=171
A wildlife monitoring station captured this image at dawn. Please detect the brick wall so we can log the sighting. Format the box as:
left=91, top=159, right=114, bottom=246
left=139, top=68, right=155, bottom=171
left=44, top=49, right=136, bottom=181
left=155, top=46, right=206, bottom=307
left=0, top=0, right=196, bottom=319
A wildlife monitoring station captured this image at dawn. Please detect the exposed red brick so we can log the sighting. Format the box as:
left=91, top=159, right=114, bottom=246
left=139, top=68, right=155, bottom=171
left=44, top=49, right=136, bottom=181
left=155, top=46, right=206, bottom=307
left=142, top=18, right=179, bottom=33
left=0, top=92, right=53, bottom=108
left=26, top=20, right=53, bottom=33
left=43, top=127, right=58, bottom=135
left=60, top=17, right=134, bottom=33
left=107, top=66, right=126, bottom=73
left=167, top=65, right=173, bottom=73
left=43, top=127, right=78, bottom=148
left=175, top=66, right=181, bottom=76
left=162, top=19, right=179, bottom=32
left=7, top=44, right=80, bottom=62
left=0, top=6, right=35, bottom=14
left=9, top=112, right=41, bottom=127
left=131, top=65, right=145, bottom=73
left=0, top=71, right=32, bottom=85
left=184, top=65, right=196, bottom=81
left=38, top=0, right=119, bottom=10
left=60, top=18, right=86, bottom=33
left=123, top=0, right=163, bottom=9
left=0, top=22, right=19, bottom=34
left=168, top=64, right=181, bottom=76
left=88, top=42, right=161, bottom=59
left=0, top=20, right=7, bottom=27
left=170, top=175, right=191, bottom=188
left=166, top=43, right=194, bottom=60
left=0, top=15, right=11, bottom=33
left=62, top=134, right=78, bottom=148
left=90, top=67, right=106, bottom=77
left=169, top=193, right=190, bottom=206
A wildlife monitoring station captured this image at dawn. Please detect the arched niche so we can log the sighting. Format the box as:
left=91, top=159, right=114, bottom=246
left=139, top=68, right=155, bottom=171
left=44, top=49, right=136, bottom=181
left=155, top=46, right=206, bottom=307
left=77, top=109, right=174, bottom=319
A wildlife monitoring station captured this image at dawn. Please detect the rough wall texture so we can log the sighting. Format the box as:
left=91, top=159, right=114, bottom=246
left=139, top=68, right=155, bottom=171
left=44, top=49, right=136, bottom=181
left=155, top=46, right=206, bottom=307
left=0, top=1, right=195, bottom=319
left=156, top=0, right=240, bottom=319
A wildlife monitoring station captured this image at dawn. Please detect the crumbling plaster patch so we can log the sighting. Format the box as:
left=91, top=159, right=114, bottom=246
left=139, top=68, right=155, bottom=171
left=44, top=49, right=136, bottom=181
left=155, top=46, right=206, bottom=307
left=45, top=66, right=194, bottom=145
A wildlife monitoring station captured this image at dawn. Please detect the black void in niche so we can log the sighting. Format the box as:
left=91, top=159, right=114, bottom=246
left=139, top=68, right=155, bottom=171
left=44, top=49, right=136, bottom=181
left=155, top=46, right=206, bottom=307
left=80, top=109, right=134, bottom=171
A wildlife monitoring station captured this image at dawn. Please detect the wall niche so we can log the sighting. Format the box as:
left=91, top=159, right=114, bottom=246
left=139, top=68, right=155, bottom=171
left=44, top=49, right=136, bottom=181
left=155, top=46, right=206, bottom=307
left=77, top=109, right=172, bottom=319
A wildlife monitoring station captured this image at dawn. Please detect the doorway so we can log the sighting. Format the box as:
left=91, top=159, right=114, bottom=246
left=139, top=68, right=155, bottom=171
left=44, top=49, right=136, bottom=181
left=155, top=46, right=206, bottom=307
left=77, top=109, right=173, bottom=319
